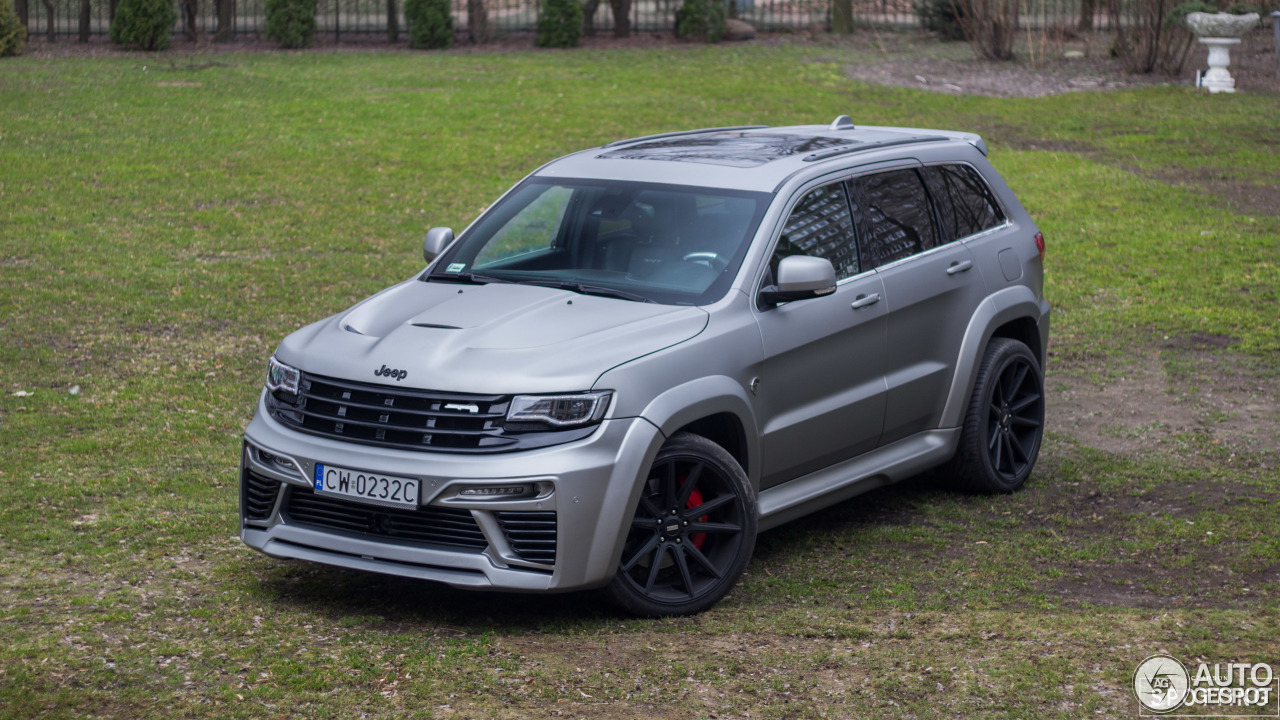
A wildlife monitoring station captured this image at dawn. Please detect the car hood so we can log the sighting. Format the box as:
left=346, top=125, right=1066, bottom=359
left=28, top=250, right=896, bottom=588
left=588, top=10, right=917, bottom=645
left=274, top=279, right=709, bottom=395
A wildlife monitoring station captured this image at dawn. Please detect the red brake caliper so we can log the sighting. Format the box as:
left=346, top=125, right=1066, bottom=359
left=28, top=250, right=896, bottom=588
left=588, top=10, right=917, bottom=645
left=686, top=487, right=708, bottom=550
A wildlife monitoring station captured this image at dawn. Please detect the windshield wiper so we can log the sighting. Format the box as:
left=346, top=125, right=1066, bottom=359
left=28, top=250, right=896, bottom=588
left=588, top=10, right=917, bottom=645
left=520, top=279, right=655, bottom=303
left=425, top=271, right=513, bottom=285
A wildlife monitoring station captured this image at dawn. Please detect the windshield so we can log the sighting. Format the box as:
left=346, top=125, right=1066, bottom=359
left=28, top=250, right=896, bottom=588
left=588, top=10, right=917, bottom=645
left=426, top=178, right=770, bottom=305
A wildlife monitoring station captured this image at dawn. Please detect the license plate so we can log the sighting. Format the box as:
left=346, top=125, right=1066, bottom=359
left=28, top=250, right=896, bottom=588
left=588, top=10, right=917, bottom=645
left=313, top=464, right=419, bottom=508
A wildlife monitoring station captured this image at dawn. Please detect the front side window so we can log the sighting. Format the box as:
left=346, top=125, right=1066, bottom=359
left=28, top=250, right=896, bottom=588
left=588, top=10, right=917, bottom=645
left=428, top=179, right=769, bottom=306
left=771, top=182, right=860, bottom=281
left=473, top=185, right=573, bottom=266
left=849, top=169, right=938, bottom=270
left=921, top=164, right=1006, bottom=242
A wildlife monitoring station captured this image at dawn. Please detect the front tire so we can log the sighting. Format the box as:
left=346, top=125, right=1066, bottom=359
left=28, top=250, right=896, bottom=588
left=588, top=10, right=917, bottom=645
left=608, top=432, right=757, bottom=617
left=946, top=337, right=1045, bottom=493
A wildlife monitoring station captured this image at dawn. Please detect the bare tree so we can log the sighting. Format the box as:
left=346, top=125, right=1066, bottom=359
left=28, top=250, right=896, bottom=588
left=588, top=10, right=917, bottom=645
left=215, top=0, right=234, bottom=41
left=79, top=0, right=91, bottom=41
left=468, top=0, right=488, bottom=41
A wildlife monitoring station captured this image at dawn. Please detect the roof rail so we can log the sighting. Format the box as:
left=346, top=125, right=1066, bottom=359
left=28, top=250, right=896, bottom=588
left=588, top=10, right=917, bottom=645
left=802, top=135, right=950, bottom=163
left=601, top=125, right=770, bottom=149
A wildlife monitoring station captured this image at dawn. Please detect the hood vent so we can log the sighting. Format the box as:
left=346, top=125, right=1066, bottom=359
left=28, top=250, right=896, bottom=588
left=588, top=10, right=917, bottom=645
left=412, top=322, right=462, bottom=330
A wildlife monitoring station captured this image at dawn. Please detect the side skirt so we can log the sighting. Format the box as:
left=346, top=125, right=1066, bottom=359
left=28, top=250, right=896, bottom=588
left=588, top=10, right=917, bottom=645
left=757, top=428, right=961, bottom=532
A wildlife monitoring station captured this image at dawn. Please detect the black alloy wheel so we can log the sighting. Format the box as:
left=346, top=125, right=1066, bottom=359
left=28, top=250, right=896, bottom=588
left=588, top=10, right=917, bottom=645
left=608, top=432, right=757, bottom=617
left=948, top=338, right=1045, bottom=493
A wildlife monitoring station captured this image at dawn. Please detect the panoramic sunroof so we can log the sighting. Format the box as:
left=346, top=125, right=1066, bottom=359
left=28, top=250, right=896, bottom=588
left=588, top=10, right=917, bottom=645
left=595, top=132, right=860, bottom=168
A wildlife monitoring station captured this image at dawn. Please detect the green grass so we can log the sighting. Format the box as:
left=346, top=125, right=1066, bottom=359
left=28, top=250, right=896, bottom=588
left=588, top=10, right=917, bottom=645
left=1, top=39, right=1278, bottom=719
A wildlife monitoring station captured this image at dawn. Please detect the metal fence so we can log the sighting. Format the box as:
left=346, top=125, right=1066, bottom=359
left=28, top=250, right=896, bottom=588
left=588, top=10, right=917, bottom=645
left=14, top=0, right=1096, bottom=41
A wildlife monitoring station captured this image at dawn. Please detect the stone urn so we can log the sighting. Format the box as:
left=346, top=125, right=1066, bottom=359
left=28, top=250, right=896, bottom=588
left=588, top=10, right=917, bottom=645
left=1185, top=11, right=1261, bottom=93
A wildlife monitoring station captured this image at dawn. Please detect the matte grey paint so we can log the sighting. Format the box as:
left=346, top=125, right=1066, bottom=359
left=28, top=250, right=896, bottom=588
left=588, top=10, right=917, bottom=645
left=241, top=120, right=1048, bottom=596
left=422, top=226, right=454, bottom=262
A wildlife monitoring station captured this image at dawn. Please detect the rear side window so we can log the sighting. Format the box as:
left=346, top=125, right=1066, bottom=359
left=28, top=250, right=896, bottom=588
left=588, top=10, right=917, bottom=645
left=921, top=164, right=1006, bottom=242
left=774, top=182, right=860, bottom=280
left=848, top=169, right=937, bottom=269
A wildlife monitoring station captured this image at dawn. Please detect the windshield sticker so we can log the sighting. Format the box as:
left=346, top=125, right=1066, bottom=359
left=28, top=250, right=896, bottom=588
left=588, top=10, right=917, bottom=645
left=446, top=263, right=466, bottom=273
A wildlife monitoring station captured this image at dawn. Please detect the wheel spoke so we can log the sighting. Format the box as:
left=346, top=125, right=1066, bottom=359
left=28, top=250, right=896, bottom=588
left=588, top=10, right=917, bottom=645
left=688, top=520, right=741, bottom=535
left=638, top=495, right=662, bottom=520
left=992, top=427, right=1004, bottom=469
left=621, top=535, right=660, bottom=572
left=1011, top=415, right=1041, bottom=429
left=988, top=422, right=1001, bottom=449
left=632, top=515, right=659, bottom=529
left=1010, top=392, right=1041, bottom=414
left=683, top=542, right=722, bottom=579
left=1010, top=364, right=1029, bottom=398
left=683, top=493, right=733, bottom=518
left=677, top=461, right=704, bottom=508
left=989, top=401, right=1003, bottom=417
left=1000, top=432, right=1016, bottom=473
left=1007, top=430, right=1028, bottom=463
left=643, top=544, right=666, bottom=593
left=673, top=546, right=695, bottom=598
left=662, top=462, right=677, bottom=509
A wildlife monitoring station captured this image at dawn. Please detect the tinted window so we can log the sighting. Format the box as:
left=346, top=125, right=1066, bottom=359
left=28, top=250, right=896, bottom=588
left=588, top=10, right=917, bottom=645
left=772, top=182, right=860, bottom=280
left=849, top=169, right=937, bottom=269
left=922, top=164, right=1006, bottom=242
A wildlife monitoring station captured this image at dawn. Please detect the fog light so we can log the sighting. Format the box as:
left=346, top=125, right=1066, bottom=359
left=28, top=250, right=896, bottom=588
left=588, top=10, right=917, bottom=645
left=459, top=485, right=532, bottom=498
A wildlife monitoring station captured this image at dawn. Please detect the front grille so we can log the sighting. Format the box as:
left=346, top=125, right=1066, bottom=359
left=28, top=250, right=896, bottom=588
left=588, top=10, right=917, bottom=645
left=242, top=469, right=281, bottom=521
left=495, top=511, right=558, bottom=565
left=283, top=487, right=488, bottom=552
left=267, top=372, right=520, bottom=453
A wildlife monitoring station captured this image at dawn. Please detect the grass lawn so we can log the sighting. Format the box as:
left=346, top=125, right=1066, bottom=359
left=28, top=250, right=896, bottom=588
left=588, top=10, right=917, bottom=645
left=1, top=39, right=1278, bottom=718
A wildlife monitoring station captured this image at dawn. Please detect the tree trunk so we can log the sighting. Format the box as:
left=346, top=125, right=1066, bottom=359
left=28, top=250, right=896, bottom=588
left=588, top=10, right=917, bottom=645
left=15, top=0, right=27, bottom=30
left=109, top=0, right=119, bottom=23
left=180, top=0, right=197, bottom=40
left=608, top=0, right=629, bottom=37
left=214, top=0, right=234, bottom=42
left=831, top=0, right=853, bottom=33
left=581, top=0, right=599, bottom=36
left=386, top=0, right=397, bottom=41
left=41, top=0, right=54, bottom=41
left=1077, top=0, right=1094, bottom=31
left=467, top=0, right=487, bottom=42
left=79, top=0, right=91, bottom=41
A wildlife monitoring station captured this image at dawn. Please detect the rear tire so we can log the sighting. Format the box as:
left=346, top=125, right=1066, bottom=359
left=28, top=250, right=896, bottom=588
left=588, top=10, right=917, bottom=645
left=608, top=432, right=757, bottom=617
left=946, top=338, right=1045, bottom=493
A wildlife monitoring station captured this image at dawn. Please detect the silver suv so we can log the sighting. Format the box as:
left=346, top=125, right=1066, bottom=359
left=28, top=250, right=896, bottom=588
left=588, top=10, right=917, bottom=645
left=241, top=117, right=1049, bottom=616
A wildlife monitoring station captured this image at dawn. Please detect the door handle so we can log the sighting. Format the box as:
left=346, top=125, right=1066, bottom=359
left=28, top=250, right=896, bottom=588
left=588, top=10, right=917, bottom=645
left=850, top=293, right=880, bottom=309
left=946, top=260, right=973, bottom=276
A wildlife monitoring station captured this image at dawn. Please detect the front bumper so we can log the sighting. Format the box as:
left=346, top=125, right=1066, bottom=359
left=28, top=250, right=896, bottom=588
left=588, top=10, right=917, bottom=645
left=240, top=393, right=663, bottom=592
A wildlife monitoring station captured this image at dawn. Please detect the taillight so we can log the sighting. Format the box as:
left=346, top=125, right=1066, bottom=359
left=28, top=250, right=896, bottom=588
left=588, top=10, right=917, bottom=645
left=1033, top=231, right=1045, bottom=260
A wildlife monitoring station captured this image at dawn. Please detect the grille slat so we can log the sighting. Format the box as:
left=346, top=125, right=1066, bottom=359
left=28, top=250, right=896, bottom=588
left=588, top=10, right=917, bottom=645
left=284, top=488, right=488, bottom=552
left=495, top=511, right=558, bottom=565
left=267, top=372, right=522, bottom=453
left=242, top=469, right=281, bottom=521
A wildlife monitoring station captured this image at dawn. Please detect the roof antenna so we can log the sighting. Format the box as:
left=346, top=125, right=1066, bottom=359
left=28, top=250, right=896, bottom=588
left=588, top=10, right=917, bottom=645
left=829, top=115, right=855, bottom=130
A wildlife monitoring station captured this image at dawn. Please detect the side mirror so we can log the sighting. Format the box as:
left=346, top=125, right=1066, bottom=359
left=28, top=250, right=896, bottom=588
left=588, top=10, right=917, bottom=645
left=423, top=227, right=455, bottom=263
left=758, top=255, right=837, bottom=308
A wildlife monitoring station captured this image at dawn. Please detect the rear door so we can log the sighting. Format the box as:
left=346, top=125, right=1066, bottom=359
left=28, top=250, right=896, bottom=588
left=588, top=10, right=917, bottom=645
left=847, top=166, right=991, bottom=445
left=754, top=181, right=888, bottom=489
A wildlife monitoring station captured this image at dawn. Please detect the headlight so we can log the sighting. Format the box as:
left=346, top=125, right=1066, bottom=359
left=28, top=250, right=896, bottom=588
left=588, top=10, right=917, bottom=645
left=266, top=356, right=301, bottom=395
left=506, top=391, right=612, bottom=429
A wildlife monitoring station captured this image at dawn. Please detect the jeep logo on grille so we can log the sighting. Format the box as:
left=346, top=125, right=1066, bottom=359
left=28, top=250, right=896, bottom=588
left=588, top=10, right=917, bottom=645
left=374, top=364, right=408, bottom=382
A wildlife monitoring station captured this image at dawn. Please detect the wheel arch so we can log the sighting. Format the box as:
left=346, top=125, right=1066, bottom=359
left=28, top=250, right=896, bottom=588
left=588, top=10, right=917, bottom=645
left=637, top=375, right=761, bottom=493
left=940, top=285, right=1049, bottom=429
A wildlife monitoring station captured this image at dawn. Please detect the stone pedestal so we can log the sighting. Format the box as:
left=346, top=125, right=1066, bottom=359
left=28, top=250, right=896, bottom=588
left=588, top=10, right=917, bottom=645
left=1199, top=37, right=1242, bottom=93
